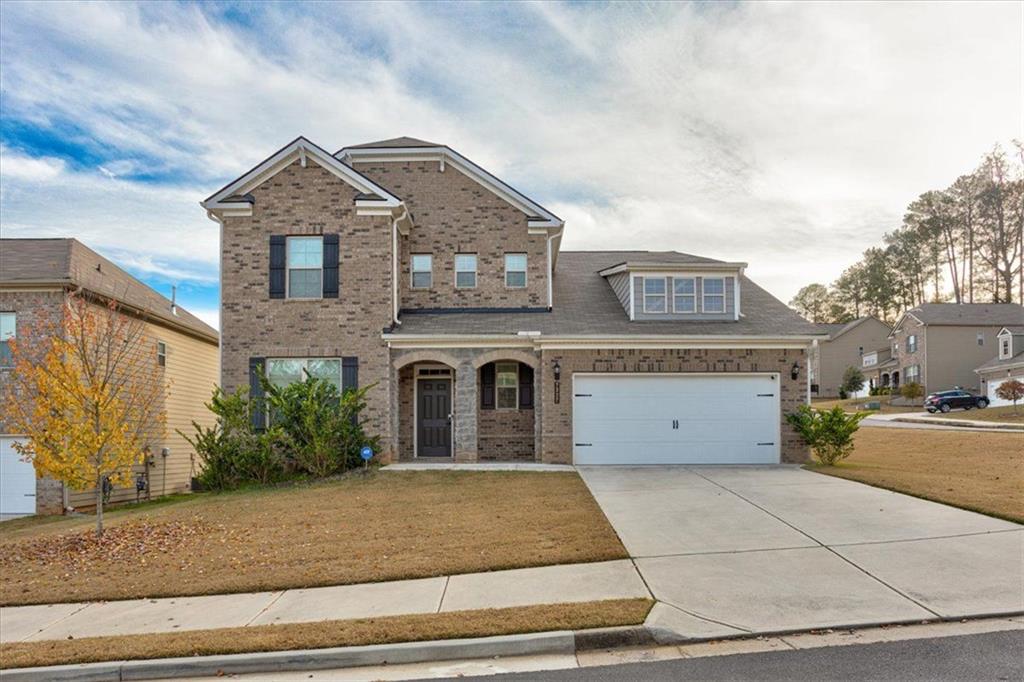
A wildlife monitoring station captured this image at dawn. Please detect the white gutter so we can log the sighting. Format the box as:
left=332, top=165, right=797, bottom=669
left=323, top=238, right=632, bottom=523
left=545, top=227, right=562, bottom=310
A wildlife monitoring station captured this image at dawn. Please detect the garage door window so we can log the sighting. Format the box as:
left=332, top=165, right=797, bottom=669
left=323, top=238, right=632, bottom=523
left=643, top=278, right=666, bottom=313
left=496, top=362, right=518, bottom=409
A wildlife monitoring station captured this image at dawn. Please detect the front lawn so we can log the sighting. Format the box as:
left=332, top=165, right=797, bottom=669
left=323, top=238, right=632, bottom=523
left=812, top=426, right=1024, bottom=523
left=0, top=598, right=654, bottom=670
left=939, top=404, right=1024, bottom=424
left=0, top=471, right=627, bottom=606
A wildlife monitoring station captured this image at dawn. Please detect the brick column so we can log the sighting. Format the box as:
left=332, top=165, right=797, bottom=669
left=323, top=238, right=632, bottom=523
left=454, top=360, right=478, bottom=461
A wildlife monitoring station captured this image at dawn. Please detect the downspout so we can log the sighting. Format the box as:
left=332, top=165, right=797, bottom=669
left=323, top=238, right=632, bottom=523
left=203, top=206, right=225, bottom=385
left=546, top=227, right=563, bottom=311
left=391, top=207, right=409, bottom=326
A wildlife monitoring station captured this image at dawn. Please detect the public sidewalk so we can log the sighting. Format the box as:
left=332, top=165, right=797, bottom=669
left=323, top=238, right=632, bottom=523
left=863, top=411, right=1024, bottom=431
left=0, top=560, right=648, bottom=644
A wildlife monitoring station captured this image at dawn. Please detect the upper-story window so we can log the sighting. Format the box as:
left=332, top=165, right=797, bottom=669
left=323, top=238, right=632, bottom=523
left=702, top=277, right=726, bottom=313
left=976, top=332, right=985, bottom=347
left=287, top=236, right=323, bottom=299
left=411, top=254, right=432, bottom=289
left=455, top=254, right=477, bottom=289
left=505, top=253, right=527, bottom=288
left=906, top=334, right=917, bottom=354
left=1001, top=337, right=1011, bottom=358
left=157, top=341, right=167, bottom=367
left=643, top=277, right=667, bottom=313
left=0, top=312, right=15, bottom=368
left=672, top=278, right=696, bottom=313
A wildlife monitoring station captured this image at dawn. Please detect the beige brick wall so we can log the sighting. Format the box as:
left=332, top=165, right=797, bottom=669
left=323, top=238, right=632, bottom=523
left=219, top=160, right=395, bottom=454
left=538, top=347, right=811, bottom=464
left=0, top=289, right=66, bottom=434
left=354, top=160, right=548, bottom=309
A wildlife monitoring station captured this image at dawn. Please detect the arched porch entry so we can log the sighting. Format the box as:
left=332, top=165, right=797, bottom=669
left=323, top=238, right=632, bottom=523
left=394, top=351, right=460, bottom=460
left=474, top=351, right=540, bottom=461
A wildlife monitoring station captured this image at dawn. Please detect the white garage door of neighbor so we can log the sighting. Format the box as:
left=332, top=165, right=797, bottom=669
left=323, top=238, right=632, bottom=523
left=988, top=376, right=1024, bottom=407
left=572, top=374, right=781, bottom=465
left=1, top=437, right=36, bottom=514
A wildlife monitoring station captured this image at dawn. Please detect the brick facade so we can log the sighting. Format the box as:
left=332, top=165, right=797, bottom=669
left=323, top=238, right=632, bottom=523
left=355, top=161, right=549, bottom=310
left=537, top=347, right=811, bottom=464
left=219, top=160, right=395, bottom=454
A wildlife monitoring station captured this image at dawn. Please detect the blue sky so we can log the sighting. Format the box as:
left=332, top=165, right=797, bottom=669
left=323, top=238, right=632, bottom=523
left=1, top=1, right=1021, bottom=328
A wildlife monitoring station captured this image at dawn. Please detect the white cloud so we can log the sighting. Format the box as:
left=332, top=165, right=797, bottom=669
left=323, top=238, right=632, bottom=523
left=0, top=2, right=1020, bottom=302
left=187, top=307, right=220, bottom=331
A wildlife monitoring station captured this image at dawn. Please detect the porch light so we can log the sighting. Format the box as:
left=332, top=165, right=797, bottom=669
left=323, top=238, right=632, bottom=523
left=552, top=361, right=561, bottom=382
left=790, top=361, right=800, bottom=381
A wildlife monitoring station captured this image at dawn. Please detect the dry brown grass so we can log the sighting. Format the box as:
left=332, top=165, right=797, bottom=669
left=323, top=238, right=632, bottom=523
left=0, top=598, right=653, bottom=670
left=814, top=426, right=1024, bottom=523
left=0, top=471, right=627, bottom=607
left=948, top=405, right=1024, bottom=424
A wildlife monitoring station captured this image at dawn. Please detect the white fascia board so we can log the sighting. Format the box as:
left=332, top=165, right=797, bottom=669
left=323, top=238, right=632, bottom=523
left=383, top=332, right=819, bottom=350
left=204, top=137, right=401, bottom=210
left=598, top=262, right=747, bottom=277
left=341, top=146, right=563, bottom=227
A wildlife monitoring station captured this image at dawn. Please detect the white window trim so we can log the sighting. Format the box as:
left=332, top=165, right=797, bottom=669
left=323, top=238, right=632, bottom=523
left=504, top=253, right=528, bottom=289
left=157, top=341, right=167, bottom=367
left=495, top=361, right=519, bottom=410
left=701, top=277, right=726, bottom=314
left=672, top=277, right=697, bottom=314
left=411, top=254, right=433, bottom=289
left=1000, top=337, right=1011, bottom=359
left=907, top=334, right=917, bottom=354
left=642, top=277, right=668, bottom=314
left=455, top=253, right=478, bottom=289
left=286, top=236, right=324, bottom=300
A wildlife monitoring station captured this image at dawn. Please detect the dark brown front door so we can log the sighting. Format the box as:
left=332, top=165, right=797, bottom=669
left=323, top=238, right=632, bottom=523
left=417, top=379, right=452, bottom=457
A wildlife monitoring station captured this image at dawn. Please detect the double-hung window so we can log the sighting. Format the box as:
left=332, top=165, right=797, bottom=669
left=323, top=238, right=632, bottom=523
left=0, top=312, right=15, bottom=368
left=672, top=278, right=696, bottom=313
left=1001, top=338, right=1011, bottom=358
left=455, top=254, right=477, bottom=288
left=411, top=254, right=432, bottom=289
left=643, top=277, right=666, bottom=313
left=906, top=334, right=917, bottom=354
left=505, top=253, right=527, bottom=288
left=702, top=277, right=726, bottom=313
left=287, top=236, right=323, bottom=299
left=905, top=364, right=921, bottom=384
left=496, top=362, right=518, bottom=409
left=157, top=341, right=167, bottom=367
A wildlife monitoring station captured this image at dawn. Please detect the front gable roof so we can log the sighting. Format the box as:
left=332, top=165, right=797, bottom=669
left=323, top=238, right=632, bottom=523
left=202, top=137, right=402, bottom=213
left=336, top=138, right=563, bottom=230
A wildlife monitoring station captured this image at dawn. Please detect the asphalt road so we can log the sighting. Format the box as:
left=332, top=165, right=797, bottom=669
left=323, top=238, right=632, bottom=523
left=430, top=631, right=1023, bottom=682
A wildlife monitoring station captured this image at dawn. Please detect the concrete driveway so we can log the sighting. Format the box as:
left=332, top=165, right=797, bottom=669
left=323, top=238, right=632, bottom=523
left=578, top=466, right=1023, bottom=640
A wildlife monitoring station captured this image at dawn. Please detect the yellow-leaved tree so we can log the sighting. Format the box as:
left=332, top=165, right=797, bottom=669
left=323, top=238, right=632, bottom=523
left=3, top=291, right=166, bottom=536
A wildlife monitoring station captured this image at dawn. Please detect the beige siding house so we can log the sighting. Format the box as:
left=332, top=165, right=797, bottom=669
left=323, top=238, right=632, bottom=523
left=0, top=239, right=219, bottom=515
left=809, top=317, right=891, bottom=397
left=975, top=327, right=1024, bottom=406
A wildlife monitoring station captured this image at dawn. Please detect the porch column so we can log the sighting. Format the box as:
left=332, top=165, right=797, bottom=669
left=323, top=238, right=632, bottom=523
left=454, top=360, right=478, bottom=461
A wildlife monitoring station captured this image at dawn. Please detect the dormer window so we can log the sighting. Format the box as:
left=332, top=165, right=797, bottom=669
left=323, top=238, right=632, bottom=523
left=673, top=278, right=696, bottom=313
left=702, top=277, right=726, bottom=313
left=1001, top=336, right=1012, bottom=359
left=643, top=277, right=667, bottom=313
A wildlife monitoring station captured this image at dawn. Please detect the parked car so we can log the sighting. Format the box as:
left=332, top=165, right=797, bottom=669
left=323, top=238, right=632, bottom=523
left=924, top=389, right=989, bottom=413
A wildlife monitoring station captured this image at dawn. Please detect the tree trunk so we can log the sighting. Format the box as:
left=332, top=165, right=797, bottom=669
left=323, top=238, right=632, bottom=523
left=95, top=474, right=104, bottom=538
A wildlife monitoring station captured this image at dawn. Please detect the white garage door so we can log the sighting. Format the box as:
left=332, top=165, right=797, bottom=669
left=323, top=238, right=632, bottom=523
left=987, top=375, right=1024, bottom=407
left=1, top=437, right=36, bottom=514
left=573, top=374, right=781, bottom=465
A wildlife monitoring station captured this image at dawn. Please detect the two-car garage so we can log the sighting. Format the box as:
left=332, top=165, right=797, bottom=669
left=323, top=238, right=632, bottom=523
left=572, top=374, right=781, bottom=465
left=1, top=436, right=36, bottom=515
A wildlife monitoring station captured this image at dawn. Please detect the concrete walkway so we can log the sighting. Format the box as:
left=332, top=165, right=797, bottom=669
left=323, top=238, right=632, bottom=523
left=863, top=412, right=1024, bottom=431
left=578, top=466, right=1024, bottom=642
left=0, top=560, right=648, bottom=644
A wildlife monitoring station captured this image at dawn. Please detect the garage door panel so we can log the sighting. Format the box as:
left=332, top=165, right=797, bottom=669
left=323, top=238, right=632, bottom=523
left=1, top=437, right=36, bottom=514
left=572, top=374, right=781, bottom=465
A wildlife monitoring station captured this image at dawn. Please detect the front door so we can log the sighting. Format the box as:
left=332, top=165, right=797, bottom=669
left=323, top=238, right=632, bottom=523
left=417, top=379, right=452, bottom=457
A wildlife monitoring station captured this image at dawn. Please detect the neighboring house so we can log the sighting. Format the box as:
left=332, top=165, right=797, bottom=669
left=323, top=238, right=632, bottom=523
left=975, top=327, right=1024, bottom=406
left=0, top=239, right=219, bottom=515
left=808, top=317, right=891, bottom=397
left=861, top=347, right=898, bottom=392
left=202, top=136, right=823, bottom=467
left=887, top=303, right=1024, bottom=395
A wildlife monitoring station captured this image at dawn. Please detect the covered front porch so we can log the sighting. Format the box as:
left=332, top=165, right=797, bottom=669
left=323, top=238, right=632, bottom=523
left=391, top=349, right=541, bottom=462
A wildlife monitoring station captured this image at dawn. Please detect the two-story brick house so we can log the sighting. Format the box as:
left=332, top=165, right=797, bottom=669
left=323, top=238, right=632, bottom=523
left=203, top=137, right=823, bottom=466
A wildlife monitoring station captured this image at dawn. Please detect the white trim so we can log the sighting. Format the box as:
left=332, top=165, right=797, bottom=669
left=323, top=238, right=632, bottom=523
left=339, top=145, right=563, bottom=228
left=701, top=276, right=726, bottom=314
left=641, top=276, right=668, bottom=314
left=628, top=273, right=636, bottom=320
left=204, top=137, right=401, bottom=211
left=598, top=261, right=747, bottom=277
left=454, top=253, right=478, bottom=289
left=384, top=333, right=818, bottom=351
left=504, top=253, right=528, bottom=289
left=734, top=272, right=742, bottom=321
left=569, top=372, right=782, bottom=466
left=671, top=276, right=697, bottom=314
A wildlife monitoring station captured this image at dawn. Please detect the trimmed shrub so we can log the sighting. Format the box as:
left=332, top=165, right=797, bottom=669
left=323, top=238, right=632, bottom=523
left=900, top=382, right=924, bottom=402
left=786, top=405, right=869, bottom=466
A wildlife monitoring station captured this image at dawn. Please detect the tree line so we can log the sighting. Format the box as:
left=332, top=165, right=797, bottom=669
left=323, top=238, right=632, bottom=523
left=791, top=143, right=1024, bottom=324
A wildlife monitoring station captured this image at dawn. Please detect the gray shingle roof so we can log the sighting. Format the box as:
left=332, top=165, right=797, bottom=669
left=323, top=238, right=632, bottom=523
left=0, top=239, right=218, bottom=342
left=906, top=303, right=1024, bottom=327
left=976, top=350, right=1024, bottom=373
left=346, top=137, right=441, bottom=149
left=392, top=251, right=822, bottom=338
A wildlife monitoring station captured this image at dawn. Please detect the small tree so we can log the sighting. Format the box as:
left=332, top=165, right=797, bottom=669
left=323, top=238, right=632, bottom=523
left=995, top=379, right=1024, bottom=413
left=900, top=382, right=925, bottom=402
left=786, top=405, right=869, bottom=465
left=3, top=292, right=166, bottom=536
left=841, top=366, right=866, bottom=397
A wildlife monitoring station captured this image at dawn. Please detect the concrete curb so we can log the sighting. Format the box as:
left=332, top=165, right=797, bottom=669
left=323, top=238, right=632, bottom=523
left=0, top=630, right=576, bottom=682
left=891, top=416, right=1024, bottom=431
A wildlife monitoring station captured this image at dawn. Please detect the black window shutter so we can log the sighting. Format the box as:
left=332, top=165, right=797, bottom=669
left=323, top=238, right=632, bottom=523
left=518, top=363, right=534, bottom=408
left=342, top=357, right=358, bottom=392
left=249, top=357, right=266, bottom=431
left=323, top=234, right=339, bottom=298
left=269, top=236, right=286, bottom=299
left=481, top=362, right=495, bottom=410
